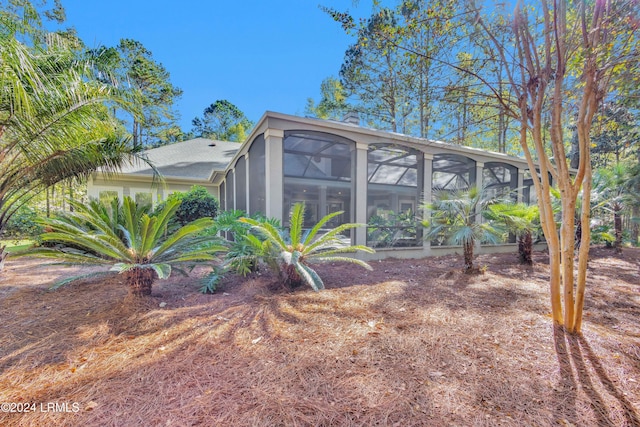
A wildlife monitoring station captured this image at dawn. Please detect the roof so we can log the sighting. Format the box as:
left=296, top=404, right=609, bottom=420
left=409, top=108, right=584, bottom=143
left=116, top=138, right=240, bottom=182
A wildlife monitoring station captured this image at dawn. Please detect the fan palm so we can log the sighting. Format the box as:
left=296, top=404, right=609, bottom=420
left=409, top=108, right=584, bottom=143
left=15, top=197, right=226, bottom=296
left=486, top=202, right=540, bottom=265
left=239, top=202, right=374, bottom=291
left=422, top=187, right=503, bottom=272
left=0, top=27, right=151, bottom=269
left=592, top=164, right=634, bottom=252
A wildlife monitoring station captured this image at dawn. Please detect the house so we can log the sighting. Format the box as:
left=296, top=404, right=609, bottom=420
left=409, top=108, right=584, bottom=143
left=89, top=111, right=542, bottom=259
left=87, top=137, right=240, bottom=206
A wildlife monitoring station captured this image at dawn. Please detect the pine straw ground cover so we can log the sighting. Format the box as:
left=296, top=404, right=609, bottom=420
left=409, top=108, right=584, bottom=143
left=0, top=248, right=638, bottom=427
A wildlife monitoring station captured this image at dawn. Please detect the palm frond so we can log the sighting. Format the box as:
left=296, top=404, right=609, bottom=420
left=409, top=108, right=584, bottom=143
left=289, top=202, right=305, bottom=246
left=305, top=222, right=364, bottom=254
left=307, top=256, right=373, bottom=271
left=239, top=217, right=287, bottom=249
left=302, top=210, right=343, bottom=246
left=152, top=217, right=216, bottom=259
left=50, top=271, right=115, bottom=290
left=291, top=251, right=325, bottom=291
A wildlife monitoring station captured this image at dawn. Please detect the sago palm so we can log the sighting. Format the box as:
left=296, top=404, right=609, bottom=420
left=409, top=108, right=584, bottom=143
left=239, top=202, right=374, bottom=291
left=16, top=197, right=226, bottom=296
left=422, top=187, right=503, bottom=272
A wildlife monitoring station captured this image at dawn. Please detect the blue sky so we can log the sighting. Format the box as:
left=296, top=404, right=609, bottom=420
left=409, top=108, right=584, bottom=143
left=60, top=0, right=379, bottom=132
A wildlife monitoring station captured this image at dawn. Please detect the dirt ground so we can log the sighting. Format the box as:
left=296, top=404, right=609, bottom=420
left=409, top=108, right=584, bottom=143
left=0, top=247, right=639, bottom=426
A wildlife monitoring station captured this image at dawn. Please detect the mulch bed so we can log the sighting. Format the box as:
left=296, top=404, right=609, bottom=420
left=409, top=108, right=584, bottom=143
left=0, top=247, right=639, bottom=426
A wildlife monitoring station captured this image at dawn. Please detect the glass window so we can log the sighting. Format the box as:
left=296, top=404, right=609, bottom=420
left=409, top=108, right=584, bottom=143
left=283, top=131, right=352, bottom=181
left=235, top=156, right=247, bottom=212
left=483, top=162, right=517, bottom=201
left=432, top=153, right=476, bottom=191
left=99, top=190, right=118, bottom=206
left=523, top=169, right=552, bottom=205
left=283, top=131, right=354, bottom=235
left=135, top=192, right=153, bottom=208
left=225, top=171, right=234, bottom=211
left=248, top=134, right=266, bottom=215
left=367, top=144, right=423, bottom=248
left=220, top=181, right=226, bottom=212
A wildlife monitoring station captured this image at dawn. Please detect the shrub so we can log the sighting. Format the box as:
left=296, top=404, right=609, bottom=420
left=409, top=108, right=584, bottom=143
left=240, top=202, right=374, bottom=291
left=422, top=187, right=504, bottom=272
left=210, top=210, right=282, bottom=277
left=155, top=186, right=219, bottom=227
left=2, top=205, right=43, bottom=241
left=15, top=197, right=226, bottom=297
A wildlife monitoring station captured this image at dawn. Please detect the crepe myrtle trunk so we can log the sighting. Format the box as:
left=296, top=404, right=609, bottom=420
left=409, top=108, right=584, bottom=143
left=125, top=267, right=157, bottom=297
left=518, top=231, right=533, bottom=265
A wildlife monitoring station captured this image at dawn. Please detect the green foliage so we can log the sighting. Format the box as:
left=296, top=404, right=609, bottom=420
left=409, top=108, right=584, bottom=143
left=240, top=202, right=374, bottom=291
left=337, top=7, right=416, bottom=133
left=422, top=187, right=504, bottom=271
left=206, top=210, right=282, bottom=277
left=191, top=100, right=253, bottom=142
left=112, top=39, right=183, bottom=147
left=367, top=210, right=418, bottom=248
left=591, top=163, right=638, bottom=249
left=0, top=11, right=153, bottom=251
left=199, top=266, right=225, bottom=294
left=0, top=0, right=66, bottom=44
left=155, top=186, right=219, bottom=227
left=486, top=202, right=540, bottom=265
left=305, top=77, right=350, bottom=120
left=486, top=202, right=539, bottom=235
left=14, top=196, right=226, bottom=296
left=591, top=224, right=615, bottom=246
left=2, top=205, right=43, bottom=241
left=174, top=186, right=219, bottom=225
left=590, top=103, right=639, bottom=168
left=84, top=197, right=152, bottom=240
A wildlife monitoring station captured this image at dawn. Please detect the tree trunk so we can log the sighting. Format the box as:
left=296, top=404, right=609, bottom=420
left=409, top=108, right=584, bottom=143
left=282, top=263, right=303, bottom=288
left=560, top=196, right=577, bottom=330
left=0, top=245, right=7, bottom=272
left=46, top=187, right=50, bottom=218
left=68, top=181, right=74, bottom=212
left=632, top=205, right=640, bottom=246
left=125, top=267, right=157, bottom=297
left=614, top=209, right=623, bottom=253
left=518, top=231, right=533, bottom=265
left=463, top=240, right=474, bottom=272
left=133, top=119, right=139, bottom=149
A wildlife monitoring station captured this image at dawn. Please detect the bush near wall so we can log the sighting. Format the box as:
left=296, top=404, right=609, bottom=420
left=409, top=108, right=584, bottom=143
left=155, top=186, right=219, bottom=227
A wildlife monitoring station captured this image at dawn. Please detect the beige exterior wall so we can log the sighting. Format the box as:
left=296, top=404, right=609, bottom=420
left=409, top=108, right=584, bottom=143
left=87, top=175, right=219, bottom=206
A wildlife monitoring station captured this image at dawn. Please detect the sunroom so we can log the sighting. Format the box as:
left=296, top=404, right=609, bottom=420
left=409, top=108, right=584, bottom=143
left=216, top=111, right=542, bottom=260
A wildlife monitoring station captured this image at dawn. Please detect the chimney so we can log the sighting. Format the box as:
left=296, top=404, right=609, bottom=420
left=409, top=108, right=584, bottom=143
left=342, top=111, right=360, bottom=126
